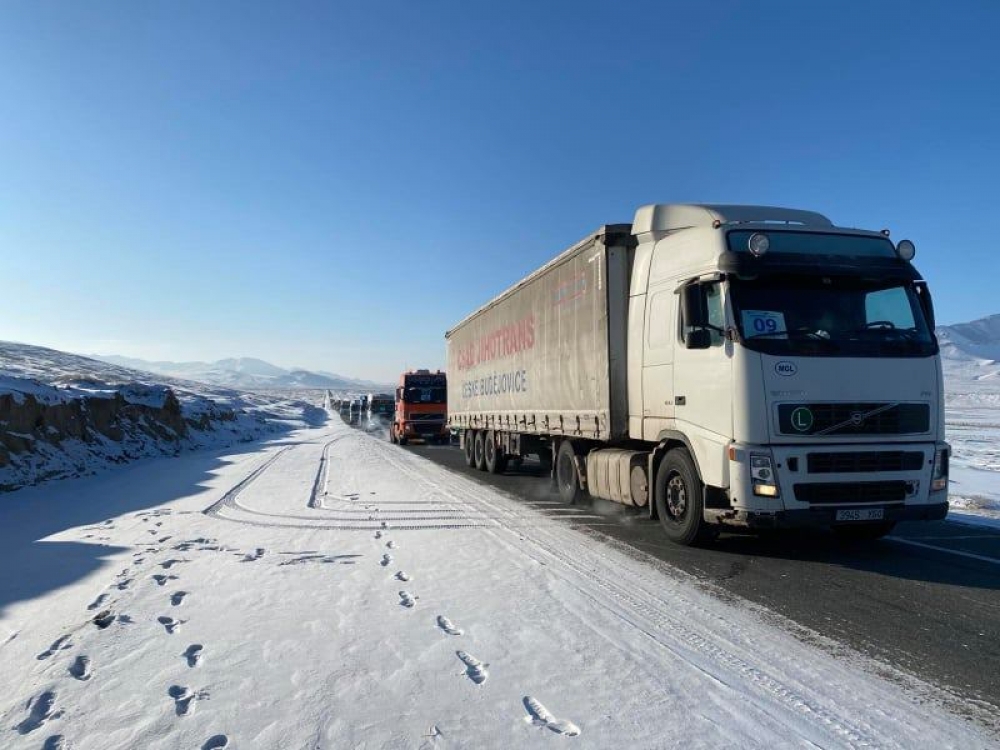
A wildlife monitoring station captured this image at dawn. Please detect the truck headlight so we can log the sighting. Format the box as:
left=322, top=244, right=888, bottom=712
left=751, top=454, right=780, bottom=498
left=931, top=447, right=949, bottom=492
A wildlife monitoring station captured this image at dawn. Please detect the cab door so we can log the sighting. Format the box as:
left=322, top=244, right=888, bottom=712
left=671, top=280, right=733, bottom=486
left=641, top=286, right=675, bottom=440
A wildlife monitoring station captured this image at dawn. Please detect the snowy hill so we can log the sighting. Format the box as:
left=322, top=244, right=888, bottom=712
left=935, top=314, right=1000, bottom=521
left=0, top=342, right=325, bottom=492
left=937, top=313, right=1000, bottom=385
left=90, top=354, right=387, bottom=391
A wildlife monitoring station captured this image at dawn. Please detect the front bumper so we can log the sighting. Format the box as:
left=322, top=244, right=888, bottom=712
left=403, top=422, right=448, bottom=439
left=719, top=501, right=949, bottom=529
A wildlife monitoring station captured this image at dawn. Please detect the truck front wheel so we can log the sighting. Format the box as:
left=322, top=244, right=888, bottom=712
left=556, top=440, right=581, bottom=504
left=655, top=448, right=711, bottom=546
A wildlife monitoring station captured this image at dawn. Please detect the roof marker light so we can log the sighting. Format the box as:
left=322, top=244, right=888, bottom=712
left=748, top=232, right=770, bottom=257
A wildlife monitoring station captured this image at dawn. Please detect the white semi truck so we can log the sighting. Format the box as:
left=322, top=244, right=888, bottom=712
left=446, top=204, right=949, bottom=545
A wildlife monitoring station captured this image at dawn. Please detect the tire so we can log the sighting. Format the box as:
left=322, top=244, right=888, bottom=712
left=833, top=522, right=896, bottom=542
left=464, top=431, right=477, bottom=467
left=484, top=430, right=506, bottom=474
left=654, top=448, right=711, bottom=546
left=389, top=425, right=396, bottom=444
left=474, top=430, right=487, bottom=471
left=555, top=440, right=581, bottom=504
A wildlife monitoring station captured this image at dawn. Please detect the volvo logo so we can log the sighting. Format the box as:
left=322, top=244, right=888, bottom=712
left=774, top=361, right=797, bottom=377
left=850, top=411, right=865, bottom=426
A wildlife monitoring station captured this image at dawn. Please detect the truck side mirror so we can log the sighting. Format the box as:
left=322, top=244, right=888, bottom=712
left=685, top=329, right=712, bottom=349
left=915, top=283, right=936, bottom=330
left=681, top=283, right=705, bottom=328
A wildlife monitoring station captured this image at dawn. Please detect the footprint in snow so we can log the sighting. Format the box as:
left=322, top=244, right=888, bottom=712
left=456, top=651, right=488, bottom=685
left=168, top=685, right=205, bottom=716
left=184, top=644, right=204, bottom=667
left=241, top=548, right=266, bottom=562
left=171, top=591, right=188, bottom=606
left=16, top=690, right=59, bottom=734
left=160, top=559, right=186, bottom=569
left=381, top=554, right=393, bottom=567
left=437, top=616, right=463, bottom=636
left=398, top=591, right=416, bottom=608
left=523, top=696, right=581, bottom=737
left=87, top=592, right=110, bottom=611
left=201, top=735, right=229, bottom=750
left=93, top=610, right=116, bottom=629
left=395, top=571, right=411, bottom=582
left=152, top=574, right=178, bottom=586
left=42, top=735, right=67, bottom=750
left=158, top=616, right=183, bottom=634
left=386, top=540, right=397, bottom=549
left=36, top=634, right=72, bottom=660
left=69, top=655, right=92, bottom=681
left=374, top=530, right=382, bottom=540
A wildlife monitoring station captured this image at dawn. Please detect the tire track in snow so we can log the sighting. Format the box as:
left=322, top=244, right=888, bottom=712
left=203, top=430, right=492, bottom=531
left=372, top=435, right=886, bottom=750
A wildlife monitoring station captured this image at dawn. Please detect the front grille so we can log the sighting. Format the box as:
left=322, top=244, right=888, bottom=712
left=794, top=481, right=907, bottom=505
left=778, top=403, right=929, bottom=436
left=408, top=413, right=445, bottom=421
left=410, top=421, right=445, bottom=434
left=807, top=451, right=924, bottom=474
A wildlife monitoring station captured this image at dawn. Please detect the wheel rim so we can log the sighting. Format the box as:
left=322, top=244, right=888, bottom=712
left=666, top=474, right=687, bottom=521
left=485, top=435, right=495, bottom=464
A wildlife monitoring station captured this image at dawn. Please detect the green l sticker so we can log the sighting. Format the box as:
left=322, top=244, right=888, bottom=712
left=791, top=407, right=814, bottom=432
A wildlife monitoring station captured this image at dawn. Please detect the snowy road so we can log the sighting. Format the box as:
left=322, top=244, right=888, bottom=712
left=1, top=419, right=996, bottom=749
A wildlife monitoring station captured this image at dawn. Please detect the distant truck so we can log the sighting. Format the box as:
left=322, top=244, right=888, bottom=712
left=446, top=204, right=949, bottom=545
left=366, top=393, right=395, bottom=428
left=390, top=370, right=448, bottom=444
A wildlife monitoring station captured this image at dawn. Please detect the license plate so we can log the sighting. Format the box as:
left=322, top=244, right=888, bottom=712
left=835, top=508, right=885, bottom=522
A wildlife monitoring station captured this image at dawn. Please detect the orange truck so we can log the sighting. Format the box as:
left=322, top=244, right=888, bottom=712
left=390, top=369, right=449, bottom=445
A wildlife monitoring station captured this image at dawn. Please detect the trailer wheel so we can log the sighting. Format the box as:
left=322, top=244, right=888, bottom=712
left=474, top=431, right=487, bottom=471
left=556, top=440, right=581, bottom=504
left=484, top=430, right=507, bottom=474
left=655, top=448, right=711, bottom=546
left=463, top=431, right=476, bottom=467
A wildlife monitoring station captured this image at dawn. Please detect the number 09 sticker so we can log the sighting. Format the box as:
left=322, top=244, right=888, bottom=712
left=742, top=310, right=787, bottom=338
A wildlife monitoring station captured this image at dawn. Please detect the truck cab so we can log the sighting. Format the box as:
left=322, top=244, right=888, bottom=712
left=366, top=393, right=395, bottom=429
left=391, top=370, right=448, bottom=445
left=628, top=204, right=948, bottom=542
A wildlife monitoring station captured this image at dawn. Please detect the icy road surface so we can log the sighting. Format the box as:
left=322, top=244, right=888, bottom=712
left=0, top=420, right=994, bottom=749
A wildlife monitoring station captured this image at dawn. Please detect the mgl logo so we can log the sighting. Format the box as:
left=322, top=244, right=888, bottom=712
left=774, top=361, right=798, bottom=377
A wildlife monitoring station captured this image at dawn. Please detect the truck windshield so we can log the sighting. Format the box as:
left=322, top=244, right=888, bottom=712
left=402, top=386, right=446, bottom=404
left=730, top=275, right=937, bottom=357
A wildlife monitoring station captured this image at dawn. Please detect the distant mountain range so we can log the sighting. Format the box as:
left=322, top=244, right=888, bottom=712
left=937, top=313, right=1000, bottom=384
left=89, top=354, right=389, bottom=391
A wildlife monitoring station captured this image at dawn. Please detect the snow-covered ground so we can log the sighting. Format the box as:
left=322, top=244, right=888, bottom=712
left=0, top=341, right=327, bottom=491
left=1, top=418, right=994, bottom=750
left=940, top=315, right=1000, bottom=525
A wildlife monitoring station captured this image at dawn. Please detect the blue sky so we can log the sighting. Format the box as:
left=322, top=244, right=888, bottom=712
left=2, top=1, right=998, bottom=381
